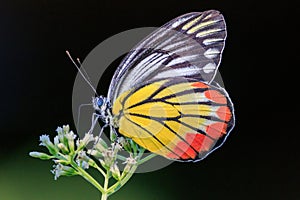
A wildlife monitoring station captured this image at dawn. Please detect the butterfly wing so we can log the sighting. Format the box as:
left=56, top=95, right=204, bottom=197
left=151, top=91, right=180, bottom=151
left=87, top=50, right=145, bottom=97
left=112, top=78, right=234, bottom=162
left=108, top=10, right=227, bottom=103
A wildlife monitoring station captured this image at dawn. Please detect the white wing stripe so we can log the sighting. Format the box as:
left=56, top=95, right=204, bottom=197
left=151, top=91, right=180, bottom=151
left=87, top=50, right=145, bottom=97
left=130, top=54, right=169, bottom=83
left=203, top=38, right=224, bottom=45
left=154, top=66, right=200, bottom=79
left=162, top=39, right=188, bottom=52
left=167, top=54, right=199, bottom=66
left=203, top=63, right=216, bottom=73
left=133, top=53, right=160, bottom=70
left=171, top=15, right=196, bottom=28
left=204, top=48, right=220, bottom=59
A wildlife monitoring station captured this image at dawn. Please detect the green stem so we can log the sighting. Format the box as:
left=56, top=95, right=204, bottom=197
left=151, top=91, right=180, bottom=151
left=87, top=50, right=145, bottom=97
left=95, top=165, right=106, bottom=177
left=116, top=154, right=127, bottom=161
left=101, top=170, right=110, bottom=200
left=138, top=153, right=157, bottom=165
left=70, top=160, right=104, bottom=193
left=101, top=193, right=108, bottom=200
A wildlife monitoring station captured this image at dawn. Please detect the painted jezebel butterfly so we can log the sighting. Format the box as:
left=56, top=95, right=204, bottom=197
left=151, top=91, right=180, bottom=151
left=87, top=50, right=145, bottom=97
left=80, top=10, right=235, bottom=162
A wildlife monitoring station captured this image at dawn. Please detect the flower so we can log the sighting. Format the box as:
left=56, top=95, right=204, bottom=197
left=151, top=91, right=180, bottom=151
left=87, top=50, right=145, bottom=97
left=124, top=154, right=137, bottom=165
left=123, top=154, right=138, bottom=174
left=56, top=127, right=63, bottom=134
left=39, top=135, right=50, bottom=146
left=51, top=163, right=77, bottom=180
left=39, top=135, right=58, bottom=155
left=54, top=136, right=59, bottom=146
left=99, top=148, right=116, bottom=169
left=76, top=151, right=97, bottom=169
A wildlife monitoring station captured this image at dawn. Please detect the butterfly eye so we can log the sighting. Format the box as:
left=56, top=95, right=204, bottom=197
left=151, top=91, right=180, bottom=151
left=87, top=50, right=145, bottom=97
left=97, top=97, right=104, bottom=107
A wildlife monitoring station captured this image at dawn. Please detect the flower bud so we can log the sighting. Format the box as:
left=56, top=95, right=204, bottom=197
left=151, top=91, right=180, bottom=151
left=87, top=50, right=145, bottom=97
left=56, top=126, right=69, bottom=147
left=87, top=149, right=102, bottom=158
left=110, top=163, right=121, bottom=180
left=54, top=136, right=59, bottom=146
left=29, top=151, right=53, bottom=160
left=65, top=131, right=76, bottom=153
left=62, top=125, right=70, bottom=133
left=57, top=143, right=69, bottom=154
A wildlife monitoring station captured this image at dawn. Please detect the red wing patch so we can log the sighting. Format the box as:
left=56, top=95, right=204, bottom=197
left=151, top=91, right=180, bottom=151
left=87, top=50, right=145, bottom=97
left=216, top=106, right=232, bottom=122
left=204, top=90, right=227, bottom=104
left=206, top=122, right=227, bottom=139
left=191, top=82, right=208, bottom=89
left=167, top=133, right=215, bottom=160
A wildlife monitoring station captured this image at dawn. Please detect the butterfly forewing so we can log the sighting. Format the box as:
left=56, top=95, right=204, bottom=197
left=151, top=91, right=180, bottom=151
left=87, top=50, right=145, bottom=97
left=108, top=10, right=227, bottom=103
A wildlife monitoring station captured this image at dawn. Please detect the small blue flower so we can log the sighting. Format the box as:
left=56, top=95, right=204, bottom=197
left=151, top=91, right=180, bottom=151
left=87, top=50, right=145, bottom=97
left=56, top=127, right=63, bottom=134
left=39, top=135, right=50, bottom=146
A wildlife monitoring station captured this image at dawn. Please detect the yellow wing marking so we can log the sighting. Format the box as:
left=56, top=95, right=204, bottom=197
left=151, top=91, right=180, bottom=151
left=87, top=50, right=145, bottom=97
left=126, top=102, right=180, bottom=118
left=112, top=90, right=130, bottom=115
left=118, top=117, right=166, bottom=151
left=174, top=104, right=212, bottom=115
left=182, top=15, right=203, bottom=31
left=152, top=82, right=193, bottom=99
left=196, top=28, right=223, bottom=38
left=187, top=20, right=220, bottom=34
left=118, top=114, right=182, bottom=154
left=123, top=80, right=167, bottom=109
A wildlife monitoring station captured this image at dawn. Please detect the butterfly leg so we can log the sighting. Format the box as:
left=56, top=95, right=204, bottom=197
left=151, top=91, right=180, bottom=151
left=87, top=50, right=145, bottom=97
left=91, top=123, right=109, bottom=152
left=88, top=112, right=101, bottom=134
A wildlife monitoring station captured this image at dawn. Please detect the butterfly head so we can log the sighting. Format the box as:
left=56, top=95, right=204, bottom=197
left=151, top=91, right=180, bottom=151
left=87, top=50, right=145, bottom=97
left=92, top=96, right=109, bottom=118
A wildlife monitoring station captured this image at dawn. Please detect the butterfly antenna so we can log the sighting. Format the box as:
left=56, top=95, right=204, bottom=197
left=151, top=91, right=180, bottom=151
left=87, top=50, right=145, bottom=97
left=76, top=58, right=93, bottom=85
left=66, top=50, right=99, bottom=96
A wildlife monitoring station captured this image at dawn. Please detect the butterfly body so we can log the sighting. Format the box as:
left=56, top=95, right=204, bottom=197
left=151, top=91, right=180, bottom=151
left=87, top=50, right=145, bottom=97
left=90, top=10, right=235, bottom=162
left=93, top=96, right=110, bottom=123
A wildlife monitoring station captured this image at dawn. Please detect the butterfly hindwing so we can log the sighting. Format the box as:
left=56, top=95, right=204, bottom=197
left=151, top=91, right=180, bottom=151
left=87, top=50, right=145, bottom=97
left=112, top=78, right=234, bottom=162
left=108, top=10, right=227, bottom=103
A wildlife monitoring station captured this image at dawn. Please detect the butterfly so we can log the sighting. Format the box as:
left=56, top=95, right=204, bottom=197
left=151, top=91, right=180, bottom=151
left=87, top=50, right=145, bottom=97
left=73, top=10, right=235, bottom=162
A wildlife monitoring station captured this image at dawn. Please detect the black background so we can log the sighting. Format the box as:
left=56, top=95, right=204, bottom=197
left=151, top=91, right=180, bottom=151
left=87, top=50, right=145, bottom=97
left=0, top=0, right=299, bottom=199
